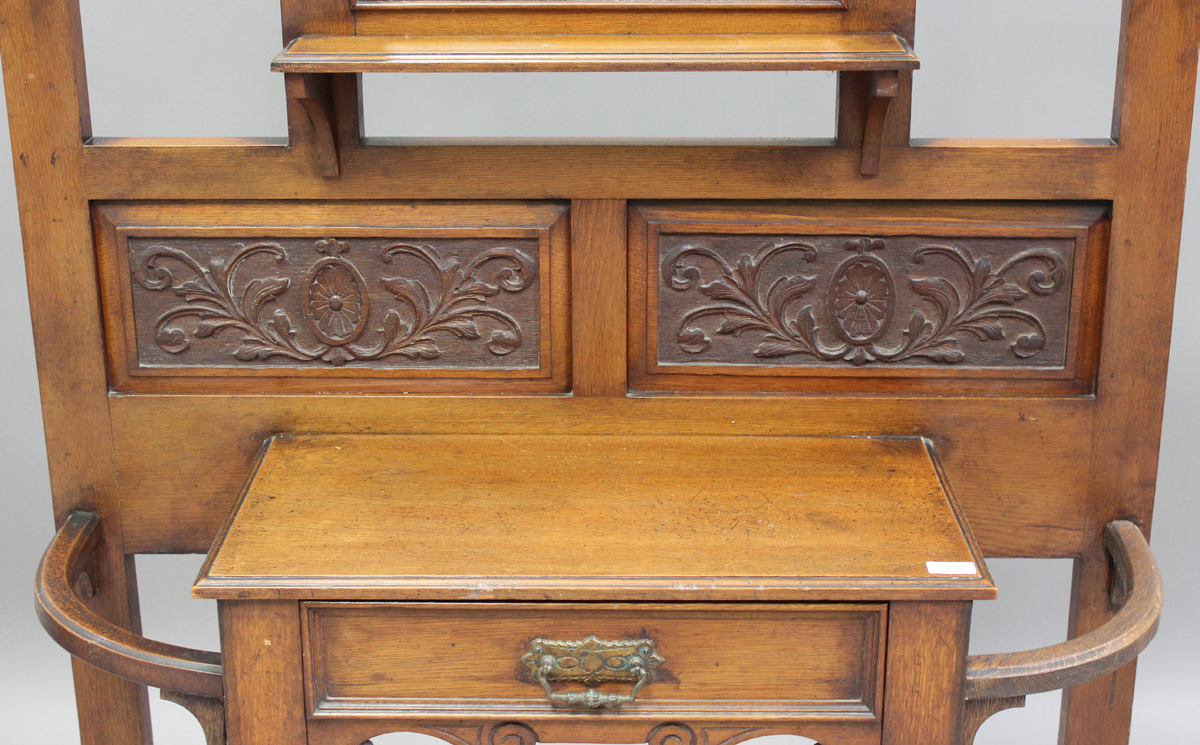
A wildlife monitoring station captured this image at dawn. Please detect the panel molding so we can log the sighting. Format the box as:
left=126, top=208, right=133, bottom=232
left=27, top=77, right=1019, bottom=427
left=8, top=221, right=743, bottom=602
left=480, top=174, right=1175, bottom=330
left=93, top=201, right=571, bottom=394
left=630, top=201, right=1110, bottom=395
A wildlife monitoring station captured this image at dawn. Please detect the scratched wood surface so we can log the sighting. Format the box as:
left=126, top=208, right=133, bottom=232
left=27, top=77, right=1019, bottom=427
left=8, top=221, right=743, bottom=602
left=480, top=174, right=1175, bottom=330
left=194, top=434, right=994, bottom=602
left=110, top=395, right=1094, bottom=559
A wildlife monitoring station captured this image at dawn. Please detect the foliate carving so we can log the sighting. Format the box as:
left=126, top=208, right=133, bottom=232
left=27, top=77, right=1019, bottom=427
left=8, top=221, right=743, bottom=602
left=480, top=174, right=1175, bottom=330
left=660, top=234, right=1072, bottom=368
left=129, top=236, right=539, bottom=369
left=489, top=723, right=537, bottom=745
left=647, top=724, right=697, bottom=745
left=422, top=726, right=485, bottom=745
left=698, top=728, right=770, bottom=745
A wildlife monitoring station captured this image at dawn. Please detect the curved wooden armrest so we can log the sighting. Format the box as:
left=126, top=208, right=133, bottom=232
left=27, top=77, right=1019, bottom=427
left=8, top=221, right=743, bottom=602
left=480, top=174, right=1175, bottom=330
left=35, top=511, right=225, bottom=699
left=964, top=520, right=1163, bottom=701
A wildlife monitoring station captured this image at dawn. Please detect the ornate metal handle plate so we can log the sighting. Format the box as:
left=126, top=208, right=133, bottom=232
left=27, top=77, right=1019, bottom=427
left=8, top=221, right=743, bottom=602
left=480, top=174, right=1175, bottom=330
left=520, top=635, right=664, bottom=709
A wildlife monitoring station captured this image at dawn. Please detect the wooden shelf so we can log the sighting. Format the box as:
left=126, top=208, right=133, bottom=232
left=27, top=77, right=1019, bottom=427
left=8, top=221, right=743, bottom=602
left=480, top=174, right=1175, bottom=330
left=271, top=32, right=919, bottom=74
left=194, top=433, right=992, bottom=603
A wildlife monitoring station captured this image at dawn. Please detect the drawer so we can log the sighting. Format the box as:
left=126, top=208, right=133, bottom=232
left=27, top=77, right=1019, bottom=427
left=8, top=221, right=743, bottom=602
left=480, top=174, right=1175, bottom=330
left=302, top=602, right=886, bottom=721
left=630, top=201, right=1109, bottom=395
left=94, top=201, right=570, bottom=394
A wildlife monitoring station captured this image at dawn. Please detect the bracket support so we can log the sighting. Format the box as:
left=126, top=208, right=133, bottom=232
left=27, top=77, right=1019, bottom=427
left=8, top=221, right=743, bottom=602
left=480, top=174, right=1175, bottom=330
left=860, top=69, right=899, bottom=177
left=285, top=72, right=340, bottom=178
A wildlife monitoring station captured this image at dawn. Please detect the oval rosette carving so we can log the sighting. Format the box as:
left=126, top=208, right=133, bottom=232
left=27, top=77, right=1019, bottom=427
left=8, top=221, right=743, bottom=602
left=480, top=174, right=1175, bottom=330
left=662, top=233, right=1069, bottom=368
left=828, top=251, right=895, bottom=345
left=303, top=239, right=369, bottom=347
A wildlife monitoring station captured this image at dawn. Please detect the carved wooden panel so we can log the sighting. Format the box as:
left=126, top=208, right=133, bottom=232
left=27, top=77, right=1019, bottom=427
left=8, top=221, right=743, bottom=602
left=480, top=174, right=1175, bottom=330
left=127, top=237, right=540, bottom=369
left=630, top=202, right=1109, bottom=395
left=659, top=234, right=1074, bottom=367
left=95, top=202, right=570, bottom=394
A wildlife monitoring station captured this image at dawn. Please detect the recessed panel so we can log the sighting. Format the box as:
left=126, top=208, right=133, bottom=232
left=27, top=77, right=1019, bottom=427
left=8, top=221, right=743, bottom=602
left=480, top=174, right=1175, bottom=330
left=95, top=202, right=569, bottom=394
left=303, top=602, right=885, bottom=722
left=630, top=202, right=1109, bottom=395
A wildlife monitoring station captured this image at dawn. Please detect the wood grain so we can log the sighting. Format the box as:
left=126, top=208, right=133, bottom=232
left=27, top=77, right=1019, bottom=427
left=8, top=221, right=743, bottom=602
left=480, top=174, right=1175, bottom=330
left=881, top=601, right=970, bottom=745
left=1, top=1, right=1189, bottom=743
left=571, top=200, right=624, bottom=395
left=281, top=2, right=358, bottom=177
left=93, top=201, right=570, bottom=393
left=194, top=434, right=993, bottom=602
left=80, top=140, right=1120, bottom=202
left=219, top=600, right=306, bottom=745
left=285, top=72, right=341, bottom=177
left=273, top=32, right=919, bottom=73
left=303, top=602, right=885, bottom=719
left=858, top=70, right=898, bottom=176
left=838, top=0, right=915, bottom=151
left=1063, top=2, right=1199, bottom=744
left=159, top=691, right=226, bottom=745
left=282, top=0, right=355, bottom=44
left=35, top=512, right=224, bottom=698
left=110, top=394, right=1094, bottom=559
left=350, top=8, right=849, bottom=36
left=630, top=201, right=1109, bottom=395
left=0, top=1, right=151, bottom=742
left=961, top=696, right=1025, bottom=745
left=965, top=521, right=1162, bottom=700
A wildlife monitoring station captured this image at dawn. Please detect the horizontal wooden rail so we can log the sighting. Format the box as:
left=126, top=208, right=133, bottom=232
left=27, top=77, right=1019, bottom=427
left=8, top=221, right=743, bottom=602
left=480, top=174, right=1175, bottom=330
left=960, top=520, right=1162, bottom=744
left=81, top=140, right=1119, bottom=201
left=35, top=511, right=225, bottom=699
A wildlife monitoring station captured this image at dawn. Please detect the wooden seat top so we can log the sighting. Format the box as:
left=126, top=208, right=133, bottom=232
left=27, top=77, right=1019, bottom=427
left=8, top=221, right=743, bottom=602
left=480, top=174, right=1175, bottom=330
left=194, top=434, right=994, bottom=603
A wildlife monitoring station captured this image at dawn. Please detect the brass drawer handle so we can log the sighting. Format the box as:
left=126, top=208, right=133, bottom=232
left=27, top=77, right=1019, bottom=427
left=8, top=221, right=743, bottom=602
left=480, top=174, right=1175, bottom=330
left=520, top=635, right=664, bottom=709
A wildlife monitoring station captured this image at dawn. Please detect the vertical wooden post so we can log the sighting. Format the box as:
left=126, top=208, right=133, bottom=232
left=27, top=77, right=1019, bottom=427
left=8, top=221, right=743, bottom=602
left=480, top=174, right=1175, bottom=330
left=1062, top=3, right=1199, bottom=745
left=837, top=0, right=916, bottom=154
left=571, top=199, right=627, bottom=396
left=0, top=1, right=151, bottom=744
left=220, top=601, right=308, bottom=745
left=882, top=602, right=971, bottom=745
left=280, top=0, right=360, bottom=175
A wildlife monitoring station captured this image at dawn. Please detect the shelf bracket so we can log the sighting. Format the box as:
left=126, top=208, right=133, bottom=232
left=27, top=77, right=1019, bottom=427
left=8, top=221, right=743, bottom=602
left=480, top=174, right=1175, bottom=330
left=285, top=72, right=340, bottom=178
left=860, top=70, right=899, bottom=177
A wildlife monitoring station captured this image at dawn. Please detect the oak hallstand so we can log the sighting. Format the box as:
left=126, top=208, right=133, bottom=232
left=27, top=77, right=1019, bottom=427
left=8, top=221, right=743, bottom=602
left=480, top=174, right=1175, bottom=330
left=3, top=2, right=1186, bottom=745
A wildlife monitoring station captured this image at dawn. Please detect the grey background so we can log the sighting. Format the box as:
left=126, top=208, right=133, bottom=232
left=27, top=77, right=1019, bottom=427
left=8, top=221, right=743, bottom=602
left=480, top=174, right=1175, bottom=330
left=0, top=1, right=1194, bottom=743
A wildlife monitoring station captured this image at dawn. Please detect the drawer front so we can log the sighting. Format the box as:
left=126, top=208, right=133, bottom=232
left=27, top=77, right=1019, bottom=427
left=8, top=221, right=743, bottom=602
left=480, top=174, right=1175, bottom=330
left=303, top=602, right=885, bottom=721
left=630, top=201, right=1109, bottom=395
left=94, top=201, right=569, bottom=393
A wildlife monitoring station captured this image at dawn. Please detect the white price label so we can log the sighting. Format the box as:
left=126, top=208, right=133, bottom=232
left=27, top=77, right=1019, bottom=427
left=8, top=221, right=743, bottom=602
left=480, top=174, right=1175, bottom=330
left=926, top=561, right=978, bottom=576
